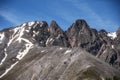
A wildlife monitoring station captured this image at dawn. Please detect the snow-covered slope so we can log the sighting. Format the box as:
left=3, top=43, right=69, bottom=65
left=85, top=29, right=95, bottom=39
left=107, top=32, right=117, bottom=39
left=0, top=22, right=35, bottom=78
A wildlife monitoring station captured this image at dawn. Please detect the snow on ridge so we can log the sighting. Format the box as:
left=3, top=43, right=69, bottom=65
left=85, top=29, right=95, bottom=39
left=28, top=22, right=35, bottom=26
left=40, top=21, right=43, bottom=27
left=8, top=22, right=33, bottom=46
left=7, top=26, right=25, bottom=46
left=107, top=32, right=117, bottom=39
left=22, top=23, right=27, bottom=27
left=12, top=27, right=20, bottom=37
left=17, top=27, right=25, bottom=43
left=0, top=32, right=5, bottom=44
left=64, top=49, right=72, bottom=54
left=46, top=38, right=54, bottom=45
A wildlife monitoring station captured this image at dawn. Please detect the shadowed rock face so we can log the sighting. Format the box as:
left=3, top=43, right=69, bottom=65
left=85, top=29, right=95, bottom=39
left=0, top=19, right=120, bottom=80
left=47, top=20, right=70, bottom=47
left=66, top=19, right=101, bottom=55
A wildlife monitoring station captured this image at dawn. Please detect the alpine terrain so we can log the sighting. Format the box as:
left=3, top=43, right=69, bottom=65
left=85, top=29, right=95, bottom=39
left=0, top=19, right=120, bottom=80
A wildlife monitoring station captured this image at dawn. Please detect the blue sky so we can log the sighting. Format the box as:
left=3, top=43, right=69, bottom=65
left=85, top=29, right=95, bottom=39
left=0, top=0, right=120, bottom=32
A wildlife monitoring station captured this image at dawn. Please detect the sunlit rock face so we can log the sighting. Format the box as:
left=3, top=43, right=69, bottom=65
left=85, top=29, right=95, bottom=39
left=0, top=19, right=120, bottom=80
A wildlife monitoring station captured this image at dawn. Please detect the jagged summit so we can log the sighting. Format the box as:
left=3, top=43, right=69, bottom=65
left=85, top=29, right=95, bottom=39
left=75, top=19, right=89, bottom=27
left=0, top=19, right=120, bottom=80
left=49, top=20, right=64, bottom=35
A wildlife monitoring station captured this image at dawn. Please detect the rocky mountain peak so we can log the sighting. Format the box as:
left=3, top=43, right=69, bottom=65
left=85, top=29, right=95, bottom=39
left=66, top=19, right=98, bottom=51
left=50, top=20, right=58, bottom=27
left=75, top=19, right=89, bottom=30
left=46, top=20, right=70, bottom=47
left=68, top=19, right=89, bottom=31
left=49, top=20, right=63, bottom=35
left=75, top=19, right=88, bottom=26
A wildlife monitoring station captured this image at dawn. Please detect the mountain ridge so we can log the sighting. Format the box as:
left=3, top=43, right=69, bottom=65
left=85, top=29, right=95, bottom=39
left=0, top=19, right=120, bottom=80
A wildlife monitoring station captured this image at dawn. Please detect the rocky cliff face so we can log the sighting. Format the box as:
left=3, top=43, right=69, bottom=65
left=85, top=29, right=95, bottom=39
left=66, top=19, right=120, bottom=71
left=0, top=19, right=120, bottom=80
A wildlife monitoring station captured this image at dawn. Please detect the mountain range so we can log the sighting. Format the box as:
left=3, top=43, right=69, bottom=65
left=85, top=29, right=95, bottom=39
left=0, top=19, right=120, bottom=80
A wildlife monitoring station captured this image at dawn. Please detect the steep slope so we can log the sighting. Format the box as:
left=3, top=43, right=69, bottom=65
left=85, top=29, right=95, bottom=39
left=1, top=46, right=120, bottom=80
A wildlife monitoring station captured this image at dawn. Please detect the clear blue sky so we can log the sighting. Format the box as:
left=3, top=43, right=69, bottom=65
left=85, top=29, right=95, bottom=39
left=0, top=0, right=120, bottom=32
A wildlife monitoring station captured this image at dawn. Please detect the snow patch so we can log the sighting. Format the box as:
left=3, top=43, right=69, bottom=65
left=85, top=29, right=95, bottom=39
left=59, top=47, right=63, bottom=50
left=22, top=23, right=26, bottom=27
left=100, top=75, right=105, bottom=80
left=12, top=27, right=20, bottom=39
left=8, top=26, right=26, bottom=46
left=21, top=38, right=32, bottom=44
left=8, top=27, right=24, bottom=46
left=46, top=38, right=49, bottom=45
left=40, top=21, right=43, bottom=27
left=37, top=21, right=39, bottom=24
left=41, top=50, right=45, bottom=53
left=36, top=31, right=39, bottom=35
left=33, top=23, right=38, bottom=28
left=28, top=22, right=35, bottom=26
left=8, top=38, right=14, bottom=46
left=28, top=26, right=31, bottom=30
left=0, top=48, right=7, bottom=65
left=16, top=44, right=33, bottom=60
left=33, top=31, right=36, bottom=33
left=40, top=41, right=43, bottom=43
left=64, top=50, right=72, bottom=54
left=16, top=38, right=33, bottom=60
left=0, top=61, right=18, bottom=78
left=107, top=32, right=117, bottom=39
left=0, top=32, right=5, bottom=43
left=32, top=31, right=39, bottom=35
left=13, top=27, right=20, bottom=35
left=25, top=30, right=29, bottom=33
left=33, top=34, right=36, bottom=37
left=85, top=64, right=91, bottom=69
left=49, top=38, right=53, bottom=42
left=111, top=45, right=114, bottom=49
left=56, top=34, right=61, bottom=39
left=46, top=38, right=54, bottom=45
left=15, top=27, right=25, bottom=43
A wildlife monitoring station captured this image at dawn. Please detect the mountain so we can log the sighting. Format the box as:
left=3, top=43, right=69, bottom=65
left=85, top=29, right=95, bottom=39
left=0, top=19, right=120, bottom=80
